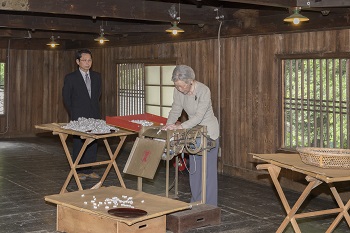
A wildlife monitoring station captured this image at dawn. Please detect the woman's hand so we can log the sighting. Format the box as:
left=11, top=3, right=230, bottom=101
left=162, top=124, right=183, bottom=130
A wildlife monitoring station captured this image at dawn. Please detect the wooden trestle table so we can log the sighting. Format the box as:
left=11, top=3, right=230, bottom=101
left=35, top=123, right=134, bottom=194
left=252, top=153, right=350, bottom=233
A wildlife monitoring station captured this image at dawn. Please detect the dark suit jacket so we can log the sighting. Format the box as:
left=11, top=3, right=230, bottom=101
left=62, top=69, right=102, bottom=120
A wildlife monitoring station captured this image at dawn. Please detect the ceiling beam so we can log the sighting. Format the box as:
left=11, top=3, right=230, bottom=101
left=220, top=0, right=350, bottom=8
left=0, top=14, right=169, bottom=34
left=2, top=10, right=350, bottom=50
left=297, top=0, right=350, bottom=8
left=0, top=28, right=170, bottom=42
left=95, top=12, right=350, bottom=47
left=219, top=0, right=296, bottom=8
left=0, top=0, right=226, bottom=24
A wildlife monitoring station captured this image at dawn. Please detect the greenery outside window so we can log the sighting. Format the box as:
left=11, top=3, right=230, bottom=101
left=282, top=58, right=350, bottom=149
left=0, top=62, right=5, bottom=115
left=117, top=63, right=145, bottom=116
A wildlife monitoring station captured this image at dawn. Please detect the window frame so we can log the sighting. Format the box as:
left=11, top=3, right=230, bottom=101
left=115, top=59, right=177, bottom=117
left=277, top=53, right=350, bottom=151
left=144, top=64, right=176, bottom=117
left=0, top=61, right=6, bottom=116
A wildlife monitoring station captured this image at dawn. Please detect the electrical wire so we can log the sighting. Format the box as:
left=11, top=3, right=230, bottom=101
left=217, top=20, right=222, bottom=139
left=184, top=128, right=215, bottom=154
left=215, top=8, right=224, bottom=157
left=180, top=152, right=197, bottom=175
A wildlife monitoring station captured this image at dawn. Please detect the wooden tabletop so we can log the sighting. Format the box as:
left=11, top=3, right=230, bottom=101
left=35, top=123, right=135, bottom=139
left=45, top=186, right=191, bottom=226
left=251, top=153, right=350, bottom=183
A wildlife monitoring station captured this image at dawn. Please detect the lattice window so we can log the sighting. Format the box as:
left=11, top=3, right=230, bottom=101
left=0, top=62, right=5, bottom=115
left=117, top=63, right=145, bottom=116
left=283, top=58, right=350, bottom=149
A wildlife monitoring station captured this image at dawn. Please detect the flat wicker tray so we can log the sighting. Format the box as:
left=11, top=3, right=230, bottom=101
left=297, top=147, right=350, bottom=169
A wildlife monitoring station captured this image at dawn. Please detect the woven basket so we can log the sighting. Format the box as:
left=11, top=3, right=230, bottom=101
left=296, top=147, right=350, bottom=169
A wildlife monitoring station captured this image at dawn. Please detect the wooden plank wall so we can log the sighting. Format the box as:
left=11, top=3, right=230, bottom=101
left=1, top=29, right=350, bottom=182
left=0, top=49, right=75, bottom=136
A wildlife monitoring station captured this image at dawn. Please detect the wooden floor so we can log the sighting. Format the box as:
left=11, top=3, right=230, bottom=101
left=0, top=135, right=349, bottom=233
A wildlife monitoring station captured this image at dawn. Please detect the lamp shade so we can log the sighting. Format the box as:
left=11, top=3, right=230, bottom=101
left=284, top=8, right=309, bottom=25
left=166, top=21, right=184, bottom=35
left=94, top=26, right=109, bottom=44
left=46, top=36, right=59, bottom=48
left=94, top=34, right=110, bottom=44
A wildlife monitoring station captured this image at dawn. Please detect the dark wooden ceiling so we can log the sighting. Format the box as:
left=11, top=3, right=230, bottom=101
left=0, top=0, right=349, bottom=49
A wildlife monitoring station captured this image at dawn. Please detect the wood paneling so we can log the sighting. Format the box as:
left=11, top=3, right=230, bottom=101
left=0, top=49, right=74, bottom=136
left=1, top=29, right=350, bottom=183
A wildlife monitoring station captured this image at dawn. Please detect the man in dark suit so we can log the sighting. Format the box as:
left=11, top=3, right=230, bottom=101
left=62, top=49, right=102, bottom=180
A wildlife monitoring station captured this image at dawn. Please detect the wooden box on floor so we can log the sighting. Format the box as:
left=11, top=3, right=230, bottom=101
left=166, top=204, right=221, bottom=233
left=57, top=205, right=165, bottom=233
left=45, top=187, right=190, bottom=233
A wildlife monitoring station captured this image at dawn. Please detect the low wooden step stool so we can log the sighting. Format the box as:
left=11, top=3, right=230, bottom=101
left=166, top=204, right=221, bottom=233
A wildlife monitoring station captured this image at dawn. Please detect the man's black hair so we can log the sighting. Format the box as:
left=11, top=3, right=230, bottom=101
left=76, top=49, right=92, bottom=60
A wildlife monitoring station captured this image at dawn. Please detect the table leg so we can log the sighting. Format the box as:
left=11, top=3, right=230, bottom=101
left=91, top=136, right=127, bottom=189
left=175, top=156, right=179, bottom=198
left=58, top=133, right=94, bottom=194
left=56, top=133, right=71, bottom=193
left=166, top=151, right=170, bottom=197
left=278, top=176, right=321, bottom=233
left=326, top=184, right=350, bottom=233
left=201, top=134, right=207, bottom=204
left=257, top=164, right=322, bottom=233
left=137, top=177, right=143, bottom=191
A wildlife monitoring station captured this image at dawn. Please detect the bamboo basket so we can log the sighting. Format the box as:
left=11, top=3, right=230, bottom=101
left=296, top=147, right=350, bottom=169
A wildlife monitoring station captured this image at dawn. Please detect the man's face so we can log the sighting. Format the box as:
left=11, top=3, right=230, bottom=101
left=76, top=53, right=92, bottom=73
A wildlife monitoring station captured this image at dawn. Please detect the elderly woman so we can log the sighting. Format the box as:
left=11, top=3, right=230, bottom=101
left=163, top=65, right=219, bottom=206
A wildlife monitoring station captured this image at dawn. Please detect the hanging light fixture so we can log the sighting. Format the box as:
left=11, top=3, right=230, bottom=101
left=46, top=36, right=60, bottom=48
left=94, top=25, right=109, bottom=44
left=166, top=3, right=184, bottom=35
left=284, top=7, right=309, bottom=25
left=166, top=21, right=184, bottom=35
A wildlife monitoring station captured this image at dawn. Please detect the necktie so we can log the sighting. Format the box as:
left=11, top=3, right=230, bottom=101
left=85, top=73, right=91, bottom=97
